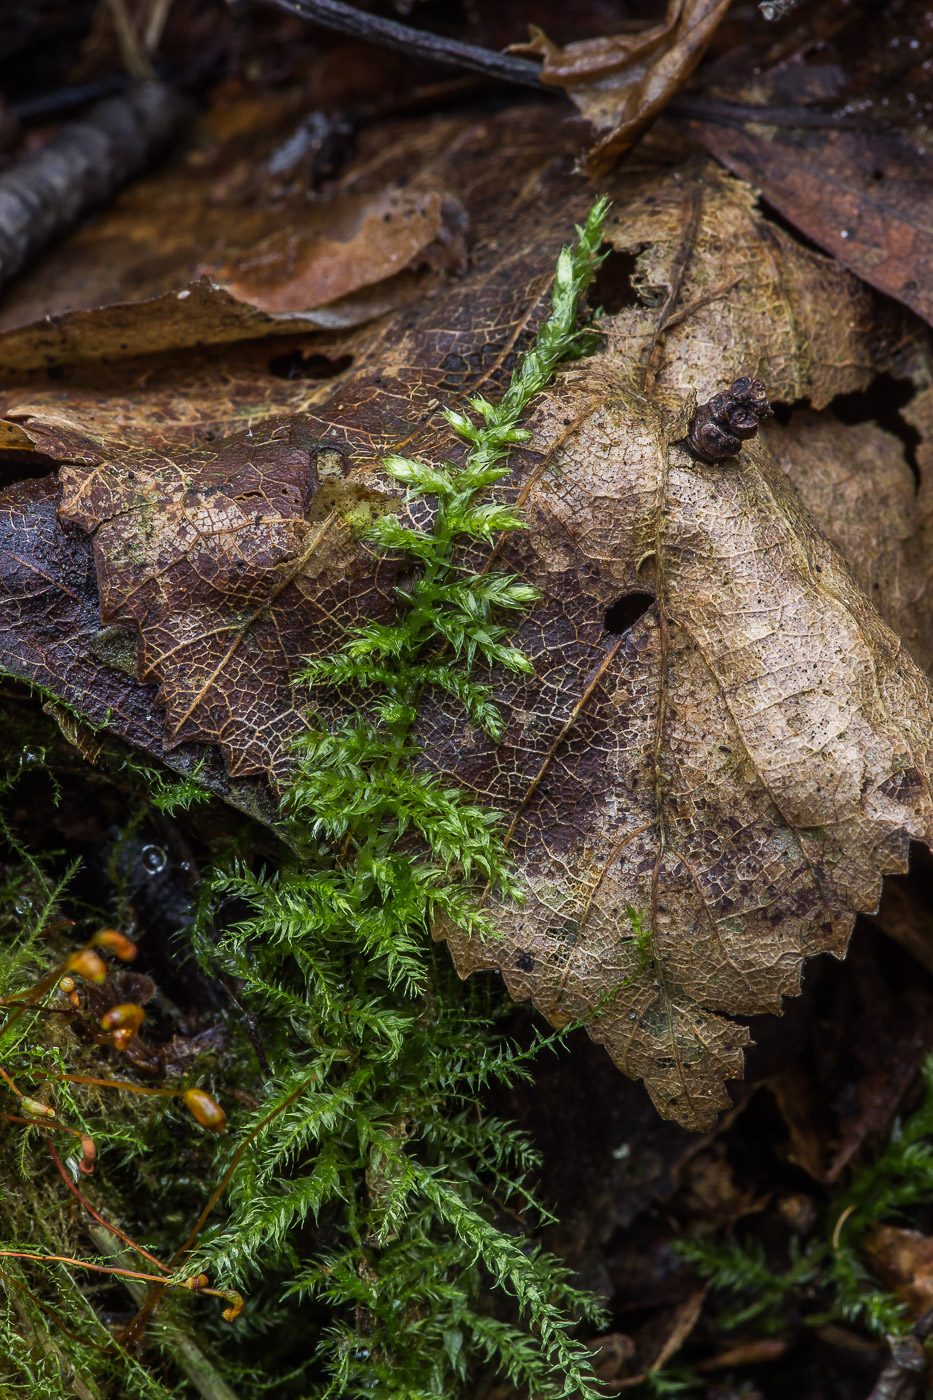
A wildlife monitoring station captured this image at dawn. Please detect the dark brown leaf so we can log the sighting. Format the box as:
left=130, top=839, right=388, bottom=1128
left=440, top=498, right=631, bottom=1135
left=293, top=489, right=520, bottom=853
left=687, top=0, right=933, bottom=326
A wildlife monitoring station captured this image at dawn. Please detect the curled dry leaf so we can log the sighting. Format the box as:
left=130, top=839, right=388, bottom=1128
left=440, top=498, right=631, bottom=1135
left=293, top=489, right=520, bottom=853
left=520, top=0, right=731, bottom=173
left=2, top=112, right=932, bottom=1128
left=0, top=88, right=467, bottom=368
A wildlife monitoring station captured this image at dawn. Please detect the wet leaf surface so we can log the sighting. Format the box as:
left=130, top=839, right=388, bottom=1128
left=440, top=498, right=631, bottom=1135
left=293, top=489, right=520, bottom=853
left=3, top=104, right=933, bottom=1129
left=687, top=0, right=933, bottom=327
left=0, top=89, right=467, bottom=365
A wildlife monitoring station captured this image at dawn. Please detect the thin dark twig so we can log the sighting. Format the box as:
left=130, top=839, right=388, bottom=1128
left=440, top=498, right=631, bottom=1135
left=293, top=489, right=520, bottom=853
left=245, top=0, right=545, bottom=87
left=12, top=75, right=133, bottom=123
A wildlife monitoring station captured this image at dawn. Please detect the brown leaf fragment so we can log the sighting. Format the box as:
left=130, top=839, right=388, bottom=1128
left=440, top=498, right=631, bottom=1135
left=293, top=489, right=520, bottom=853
left=0, top=470, right=277, bottom=825
left=689, top=120, right=933, bottom=330
left=0, top=85, right=467, bottom=365
left=765, top=410, right=933, bottom=673
left=0, top=275, right=426, bottom=374
left=201, top=187, right=466, bottom=316
left=35, top=414, right=396, bottom=784
left=681, top=0, right=933, bottom=325
left=520, top=0, right=732, bottom=172
left=597, top=162, right=876, bottom=410
left=866, top=1227, right=933, bottom=1319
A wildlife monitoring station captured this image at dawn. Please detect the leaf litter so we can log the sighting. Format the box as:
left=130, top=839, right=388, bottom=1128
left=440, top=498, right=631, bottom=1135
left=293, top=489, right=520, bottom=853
left=0, top=86, right=467, bottom=367
left=3, top=89, right=933, bottom=1131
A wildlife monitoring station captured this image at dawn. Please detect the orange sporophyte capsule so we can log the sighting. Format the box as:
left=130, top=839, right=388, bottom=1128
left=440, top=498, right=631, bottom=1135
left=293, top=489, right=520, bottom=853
left=181, top=1088, right=226, bottom=1133
left=64, top=950, right=107, bottom=984
left=59, top=975, right=80, bottom=1008
left=78, top=1134, right=96, bottom=1175
left=89, top=929, right=138, bottom=961
left=100, top=1004, right=145, bottom=1034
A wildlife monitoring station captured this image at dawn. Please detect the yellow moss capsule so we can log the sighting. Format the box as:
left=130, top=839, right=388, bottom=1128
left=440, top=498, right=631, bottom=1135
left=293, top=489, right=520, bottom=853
left=21, top=1096, right=55, bottom=1119
left=222, top=1290, right=244, bottom=1321
left=182, top=1088, right=226, bottom=1133
left=64, top=949, right=107, bottom=984
left=89, top=929, right=138, bottom=961
left=100, top=1003, right=145, bottom=1034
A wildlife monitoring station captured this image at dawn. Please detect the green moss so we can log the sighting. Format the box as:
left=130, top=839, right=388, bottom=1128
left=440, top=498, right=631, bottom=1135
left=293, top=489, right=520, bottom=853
left=0, top=203, right=612, bottom=1398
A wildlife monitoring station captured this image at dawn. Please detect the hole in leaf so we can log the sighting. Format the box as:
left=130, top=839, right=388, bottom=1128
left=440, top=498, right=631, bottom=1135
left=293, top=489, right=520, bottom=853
left=771, top=374, right=922, bottom=486
left=0, top=450, right=59, bottom=485
left=589, top=249, right=642, bottom=315
left=603, top=591, right=654, bottom=636
left=828, top=373, right=921, bottom=484
left=268, top=350, right=354, bottom=381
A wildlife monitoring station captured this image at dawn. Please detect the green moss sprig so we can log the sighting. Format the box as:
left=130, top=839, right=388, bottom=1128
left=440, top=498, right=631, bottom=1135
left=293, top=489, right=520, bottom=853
left=679, top=1054, right=933, bottom=1344
left=177, top=200, right=611, bottom=1398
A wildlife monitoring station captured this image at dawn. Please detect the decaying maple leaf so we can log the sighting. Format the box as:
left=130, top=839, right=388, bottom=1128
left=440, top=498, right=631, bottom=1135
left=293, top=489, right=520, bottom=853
left=2, top=107, right=932, bottom=1130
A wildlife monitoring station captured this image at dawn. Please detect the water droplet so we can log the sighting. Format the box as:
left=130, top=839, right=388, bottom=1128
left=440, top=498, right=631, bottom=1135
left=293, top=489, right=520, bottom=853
left=20, top=750, right=41, bottom=768
left=13, top=895, right=32, bottom=916
left=140, top=844, right=167, bottom=875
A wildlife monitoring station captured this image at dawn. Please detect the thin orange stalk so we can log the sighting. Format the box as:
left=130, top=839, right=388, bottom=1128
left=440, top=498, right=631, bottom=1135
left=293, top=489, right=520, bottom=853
left=45, top=1138, right=170, bottom=1275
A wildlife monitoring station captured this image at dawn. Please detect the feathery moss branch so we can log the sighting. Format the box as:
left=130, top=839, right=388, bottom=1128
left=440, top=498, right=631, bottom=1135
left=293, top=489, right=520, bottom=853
left=176, top=198, right=611, bottom=1398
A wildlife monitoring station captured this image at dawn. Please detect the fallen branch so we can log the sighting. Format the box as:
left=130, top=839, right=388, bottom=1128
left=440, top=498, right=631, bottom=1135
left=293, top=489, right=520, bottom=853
left=0, top=80, right=189, bottom=294
left=247, top=0, right=544, bottom=87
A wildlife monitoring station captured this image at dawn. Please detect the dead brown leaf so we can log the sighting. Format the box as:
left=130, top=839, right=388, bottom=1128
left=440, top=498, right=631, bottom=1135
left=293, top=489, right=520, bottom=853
left=32, top=414, right=395, bottom=785
left=689, top=120, right=933, bottom=332
left=519, top=0, right=731, bottom=173
left=2, top=115, right=932, bottom=1130
left=866, top=1226, right=933, bottom=1319
left=687, top=0, right=933, bottom=327
left=765, top=410, right=933, bottom=673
